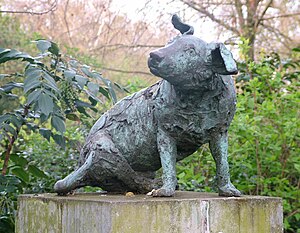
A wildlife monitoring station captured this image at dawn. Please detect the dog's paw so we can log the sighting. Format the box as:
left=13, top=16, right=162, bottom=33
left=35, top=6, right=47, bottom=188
left=219, top=183, right=241, bottom=197
left=147, top=188, right=175, bottom=197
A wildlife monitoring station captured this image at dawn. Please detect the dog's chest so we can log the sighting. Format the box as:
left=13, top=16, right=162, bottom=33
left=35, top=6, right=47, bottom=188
left=156, top=88, right=235, bottom=143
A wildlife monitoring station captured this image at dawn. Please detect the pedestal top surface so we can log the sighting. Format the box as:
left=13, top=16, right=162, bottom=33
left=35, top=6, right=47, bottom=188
left=19, top=191, right=281, bottom=204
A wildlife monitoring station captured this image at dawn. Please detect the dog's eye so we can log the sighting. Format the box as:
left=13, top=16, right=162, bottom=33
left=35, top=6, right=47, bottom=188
left=185, top=47, right=196, bottom=55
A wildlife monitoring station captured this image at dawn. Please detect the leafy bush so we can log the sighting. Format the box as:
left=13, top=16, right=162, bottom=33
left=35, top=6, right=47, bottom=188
left=0, top=40, right=120, bottom=232
left=177, top=49, right=300, bottom=232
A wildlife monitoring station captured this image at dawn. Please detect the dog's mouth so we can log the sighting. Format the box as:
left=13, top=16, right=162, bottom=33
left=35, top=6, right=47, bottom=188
left=148, top=57, right=162, bottom=77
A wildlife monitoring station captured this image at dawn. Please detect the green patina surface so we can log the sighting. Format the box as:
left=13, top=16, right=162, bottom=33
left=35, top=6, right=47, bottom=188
left=54, top=15, right=241, bottom=198
left=16, top=192, right=282, bottom=233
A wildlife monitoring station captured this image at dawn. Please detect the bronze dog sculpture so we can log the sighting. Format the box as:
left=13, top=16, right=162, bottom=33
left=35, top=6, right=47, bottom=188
left=54, top=15, right=241, bottom=197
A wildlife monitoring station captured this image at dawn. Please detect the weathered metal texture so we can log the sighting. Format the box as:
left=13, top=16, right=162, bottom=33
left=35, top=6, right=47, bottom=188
left=16, top=192, right=283, bottom=233
left=54, top=15, right=241, bottom=197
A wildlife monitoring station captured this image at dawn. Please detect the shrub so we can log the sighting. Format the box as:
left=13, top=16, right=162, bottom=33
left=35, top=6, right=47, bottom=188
left=0, top=40, right=120, bottom=232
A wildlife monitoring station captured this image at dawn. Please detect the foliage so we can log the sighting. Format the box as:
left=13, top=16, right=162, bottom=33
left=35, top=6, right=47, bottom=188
left=0, top=40, right=120, bottom=232
left=177, top=49, right=300, bottom=232
left=0, top=125, right=81, bottom=232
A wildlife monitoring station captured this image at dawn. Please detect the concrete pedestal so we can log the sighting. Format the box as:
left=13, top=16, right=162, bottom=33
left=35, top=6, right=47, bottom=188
left=16, top=191, right=282, bottom=233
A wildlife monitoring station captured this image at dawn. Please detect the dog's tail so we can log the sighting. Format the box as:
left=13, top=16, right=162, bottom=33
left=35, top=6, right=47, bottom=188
left=53, top=152, right=93, bottom=194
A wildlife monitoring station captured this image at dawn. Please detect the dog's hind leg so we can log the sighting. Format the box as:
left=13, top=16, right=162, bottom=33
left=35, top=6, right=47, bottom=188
left=209, top=131, right=241, bottom=197
left=88, top=134, right=158, bottom=193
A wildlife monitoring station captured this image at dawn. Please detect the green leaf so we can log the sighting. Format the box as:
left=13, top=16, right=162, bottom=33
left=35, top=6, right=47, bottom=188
left=25, top=65, right=42, bottom=77
left=0, top=174, right=21, bottom=186
left=75, top=100, right=94, bottom=108
left=89, top=96, right=98, bottom=106
left=48, top=41, right=60, bottom=56
left=51, top=115, right=65, bottom=134
left=10, top=154, right=28, bottom=167
left=0, top=114, right=11, bottom=124
left=6, top=114, right=24, bottom=128
left=24, top=66, right=42, bottom=93
left=66, top=113, right=80, bottom=121
left=2, top=82, right=23, bottom=92
left=43, top=89, right=58, bottom=101
left=0, top=49, right=20, bottom=62
left=87, top=82, right=99, bottom=94
left=84, top=89, right=102, bottom=104
left=28, top=164, right=48, bottom=179
left=52, top=134, right=66, bottom=149
left=247, top=97, right=254, bottom=109
left=35, top=40, right=51, bottom=53
left=3, top=124, right=16, bottom=136
left=0, top=48, right=10, bottom=55
left=75, top=75, right=88, bottom=88
left=81, top=66, right=93, bottom=77
left=64, top=70, right=76, bottom=81
left=26, top=122, right=38, bottom=131
left=39, top=113, right=49, bottom=123
left=108, top=81, right=117, bottom=104
left=292, top=47, right=300, bottom=52
left=38, top=93, right=54, bottom=116
left=114, top=82, right=129, bottom=93
left=178, top=172, right=186, bottom=179
left=11, top=166, right=29, bottom=183
left=27, top=89, right=42, bottom=105
left=39, top=128, right=51, bottom=141
left=99, top=86, right=110, bottom=99
left=69, top=59, right=78, bottom=68
left=294, top=164, right=300, bottom=173
left=24, top=80, right=40, bottom=93
left=0, top=49, right=35, bottom=63
left=43, top=71, right=59, bottom=93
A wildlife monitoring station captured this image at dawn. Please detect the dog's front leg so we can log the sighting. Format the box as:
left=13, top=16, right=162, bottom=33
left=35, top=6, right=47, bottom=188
left=209, top=131, right=241, bottom=197
left=151, top=127, right=177, bottom=197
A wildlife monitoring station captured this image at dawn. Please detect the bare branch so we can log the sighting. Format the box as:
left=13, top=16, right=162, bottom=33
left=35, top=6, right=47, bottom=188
left=180, top=0, right=240, bottom=35
left=234, top=0, right=245, bottom=33
left=0, top=0, right=57, bottom=15
left=261, top=22, right=293, bottom=42
left=261, top=12, right=300, bottom=21
left=91, top=44, right=163, bottom=52
left=63, top=0, right=73, bottom=46
left=256, top=0, right=273, bottom=28
left=102, top=67, right=152, bottom=76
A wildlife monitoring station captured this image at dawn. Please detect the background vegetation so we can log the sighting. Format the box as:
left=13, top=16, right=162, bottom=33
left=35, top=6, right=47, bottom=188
left=0, top=1, right=299, bottom=232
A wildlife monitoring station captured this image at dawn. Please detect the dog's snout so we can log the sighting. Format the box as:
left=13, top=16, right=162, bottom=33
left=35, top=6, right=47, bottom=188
left=150, top=51, right=164, bottom=62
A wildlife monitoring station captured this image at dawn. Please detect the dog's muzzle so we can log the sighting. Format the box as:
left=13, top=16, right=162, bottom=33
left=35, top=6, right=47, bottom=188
left=148, top=51, right=165, bottom=76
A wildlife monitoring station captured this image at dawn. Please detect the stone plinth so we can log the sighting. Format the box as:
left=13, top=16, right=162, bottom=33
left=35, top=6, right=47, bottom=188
left=16, top=191, right=282, bottom=233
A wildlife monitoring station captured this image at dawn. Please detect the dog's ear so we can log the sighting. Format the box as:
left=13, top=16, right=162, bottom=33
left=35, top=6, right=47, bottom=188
left=172, top=14, right=194, bottom=35
left=207, top=43, right=238, bottom=75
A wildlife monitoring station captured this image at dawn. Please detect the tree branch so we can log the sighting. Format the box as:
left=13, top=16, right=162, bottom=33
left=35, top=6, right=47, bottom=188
left=261, top=12, right=300, bottom=21
left=102, top=67, right=152, bottom=76
left=234, top=0, right=245, bottom=33
left=2, top=134, right=15, bottom=175
left=0, top=0, right=57, bottom=15
left=180, top=0, right=240, bottom=35
left=256, top=0, right=273, bottom=28
left=261, top=22, right=293, bottom=43
left=63, top=0, right=73, bottom=46
left=91, top=44, right=163, bottom=52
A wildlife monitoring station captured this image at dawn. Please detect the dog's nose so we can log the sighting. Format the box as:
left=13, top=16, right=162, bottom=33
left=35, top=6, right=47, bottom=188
left=150, top=51, right=164, bottom=62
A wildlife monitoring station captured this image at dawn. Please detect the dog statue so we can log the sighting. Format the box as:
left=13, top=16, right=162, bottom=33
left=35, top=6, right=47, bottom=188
left=54, top=15, right=241, bottom=197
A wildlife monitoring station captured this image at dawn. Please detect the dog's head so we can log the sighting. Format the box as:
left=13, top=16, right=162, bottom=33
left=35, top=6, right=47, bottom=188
left=148, top=15, right=238, bottom=89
